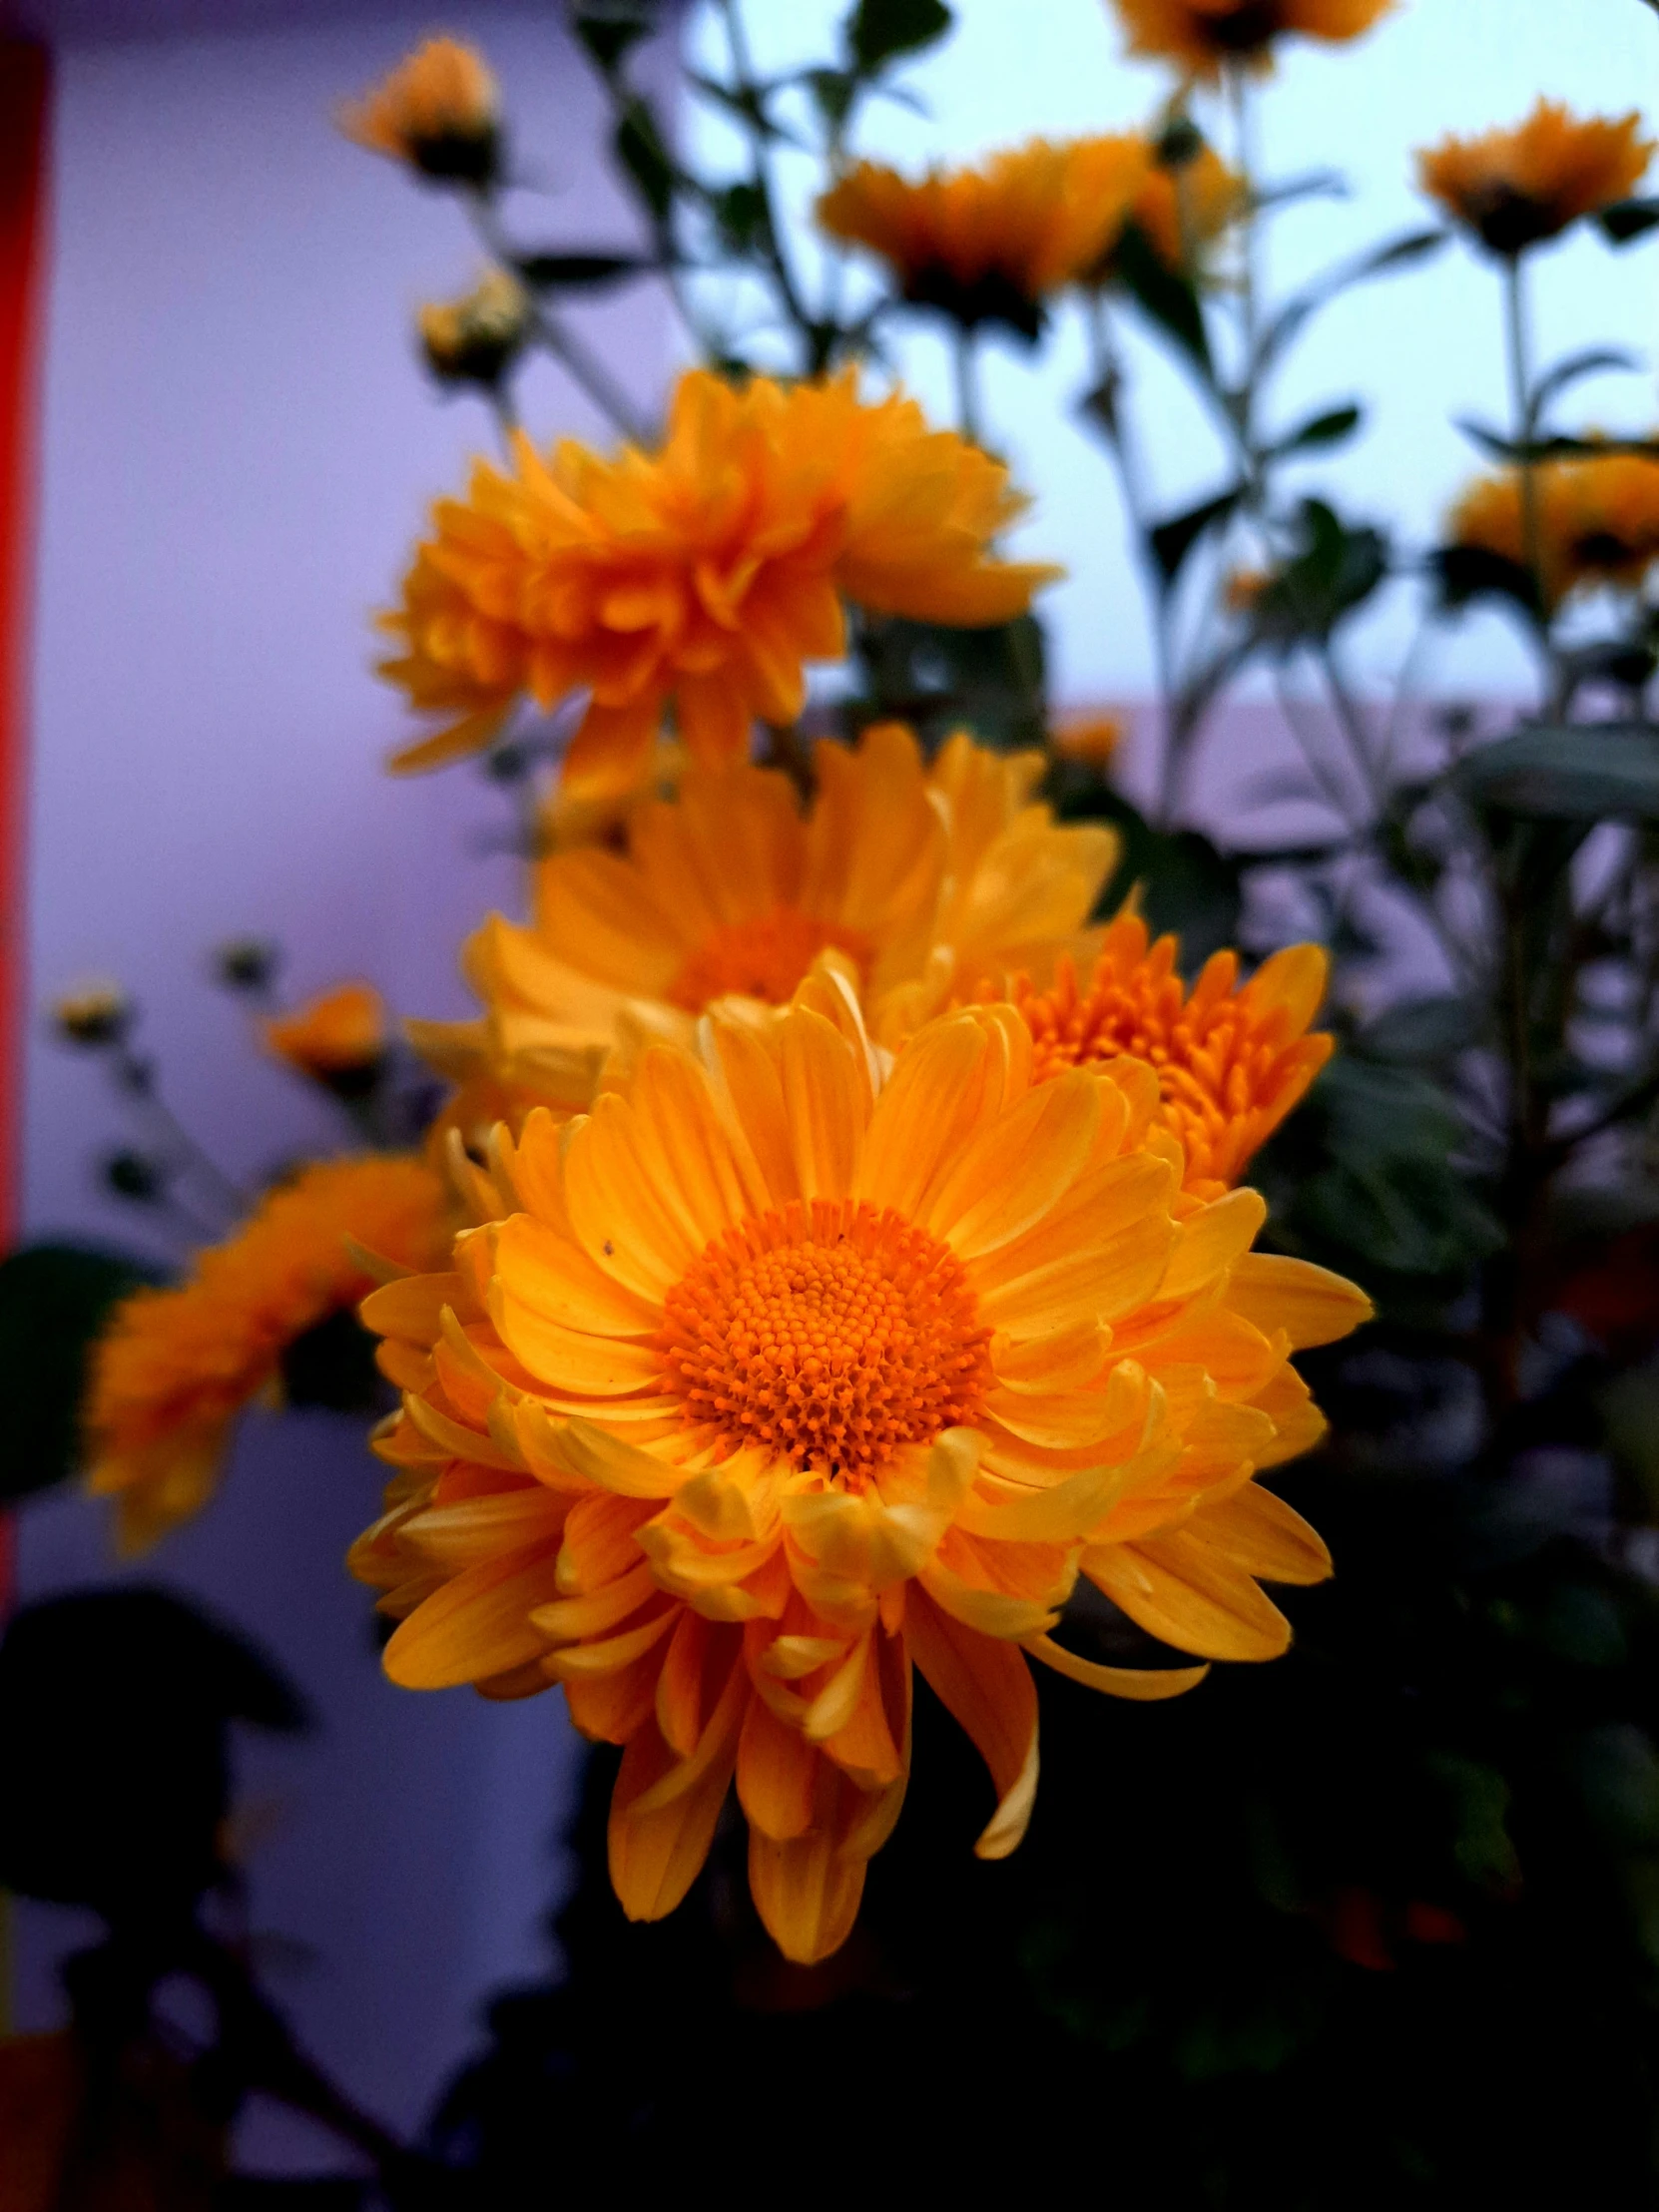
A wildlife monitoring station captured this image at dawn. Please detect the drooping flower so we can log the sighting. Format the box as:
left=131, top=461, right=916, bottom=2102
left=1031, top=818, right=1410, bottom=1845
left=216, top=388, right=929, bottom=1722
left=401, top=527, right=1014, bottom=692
left=816, top=141, right=1145, bottom=333
left=351, top=976, right=1369, bottom=1963
left=377, top=367, right=1060, bottom=796
left=1007, top=911, right=1333, bottom=1195
left=1417, top=101, right=1653, bottom=258
left=407, top=723, right=1116, bottom=1122
left=1446, top=445, right=1659, bottom=611
left=262, top=982, right=388, bottom=1088
left=1111, top=0, right=1392, bottom=78
left=418, top=268, right=530, bottom=389
left=337, top=36, right=501, bottom=186
left=87, top=1156, right=453, bottom=1552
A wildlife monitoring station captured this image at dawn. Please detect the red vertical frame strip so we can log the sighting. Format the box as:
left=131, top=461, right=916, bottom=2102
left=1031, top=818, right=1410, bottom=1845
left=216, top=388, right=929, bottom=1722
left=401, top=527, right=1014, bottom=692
left=0, top=42, right=50, bottom=1619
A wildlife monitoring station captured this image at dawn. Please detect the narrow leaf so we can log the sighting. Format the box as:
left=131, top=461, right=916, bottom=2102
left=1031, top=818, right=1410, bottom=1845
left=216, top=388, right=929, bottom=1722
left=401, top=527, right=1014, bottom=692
left=514, top=251, right=650, bottom=290
left=1255, top=228, right=1444, bottom=377
left=1113, top=222, right=1211, bottom=377
left=1148, top=485, right=1244, bottom=587
left=1454, top=724, right=1659, bottom=820
left=1599, top=196, right=1659, bottom=244
left=848, top=0, right=952, bottom=71
left=1267, top=401, right=1363, bottom=459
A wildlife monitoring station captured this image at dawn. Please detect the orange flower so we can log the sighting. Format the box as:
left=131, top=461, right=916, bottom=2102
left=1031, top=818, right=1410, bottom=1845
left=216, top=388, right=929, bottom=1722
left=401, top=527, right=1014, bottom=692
left=418, top=268, right=529, bottom=388
left=817, top=141, right=1145, bottom=329
left=1008, top=911, right=1333, bottom=1194
left=1418, top=101, right=1653, bottom=257
left=87, top=1157, right=453, bottom=1552
left=262, top=982, right=387, bottom=1084
left=377, top=367, right=1059, bottom=798
left=408, top=724, right=1115, bottom=1122
left=1447, top=445, right=1659, bottom=611
left=1111, top=0, right=1391, bottom=77
left=338, top=36, right=500, bottom=185
left=351, top=977, right=1368, bottom=1963
left=1050, top=707, right=1126, bottom=766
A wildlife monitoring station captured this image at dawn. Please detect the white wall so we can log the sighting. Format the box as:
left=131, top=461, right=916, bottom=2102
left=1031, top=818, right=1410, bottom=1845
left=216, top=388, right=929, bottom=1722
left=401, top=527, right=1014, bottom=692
left=15, top=1, right=665, bottom=2170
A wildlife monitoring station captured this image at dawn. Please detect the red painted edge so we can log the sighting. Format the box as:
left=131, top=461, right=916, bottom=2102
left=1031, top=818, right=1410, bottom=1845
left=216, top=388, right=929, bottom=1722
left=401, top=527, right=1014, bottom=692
left=0, top=42, right=50, bottom=1618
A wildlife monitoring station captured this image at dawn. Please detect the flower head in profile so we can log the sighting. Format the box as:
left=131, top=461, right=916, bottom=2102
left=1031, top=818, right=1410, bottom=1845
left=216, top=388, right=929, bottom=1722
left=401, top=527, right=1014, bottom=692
left=1111, top=0, right=1392, bottom=78
left=352, top=977, right=1368, bottom=1964
left=1447, top=445, right=1659, bottom=611
left=817, top=141, right=1145, bottom=334
left=338, top=37, right=501, bottom=186
left=1007, top=911, right=1333, bottom=1195
left=87, top=1156, right=452, bottom=1552
left=418, top=269, right=530, bottom=389
left=1418, top=101, right=1653, bottom=258
left=51, top=980, right=130, bottom=1048
left=262, top=982, right=388, bottom=1092
left=409, top=723, right=1116, bottom=1123
left=377, top=367, right=1059, bottom=797
left=1051, top=708, right=1126, bottom=768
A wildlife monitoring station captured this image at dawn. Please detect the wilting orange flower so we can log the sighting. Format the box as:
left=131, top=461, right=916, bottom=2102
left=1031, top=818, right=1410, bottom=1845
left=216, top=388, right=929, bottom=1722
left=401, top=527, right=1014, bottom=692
left=1418, top=101, right=1653, bottom=257
left=87, top=1156, right=452, bottom=1552
left=263, top=982, right=388, bottom=1083
left=418, top=268, right=529, bottom=387
left=1112, top=0, right=1391, bottom=77
left=817, top=141, right=1145, bottom=328
left=378, top=367, right=1059, bottom=797
left=1009, top=912, right=1333, bottom=1195
left=352, top=977, right=1368, bottom=1963
left=1447, top=445, right=1659, bottom=610
left=409, top=724, right=1115, bottom=1121
left=338, top=36, right=500, bottom=184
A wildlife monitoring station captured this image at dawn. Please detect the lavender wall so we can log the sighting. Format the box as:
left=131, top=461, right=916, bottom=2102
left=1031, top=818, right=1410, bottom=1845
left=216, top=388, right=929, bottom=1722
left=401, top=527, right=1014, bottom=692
left=13, top=2, right=668, bottom=2170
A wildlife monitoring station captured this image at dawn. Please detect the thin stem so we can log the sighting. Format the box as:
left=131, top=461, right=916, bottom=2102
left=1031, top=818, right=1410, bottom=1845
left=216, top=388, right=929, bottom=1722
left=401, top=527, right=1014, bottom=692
left=717, top=0, right=822, bottom=372
left=1502, top=254, right=1551, bottom=674
left=112, top=1048, right=249, bottom=1224
left=530, top=305, right=654, bottom=443
left=953, top=328, right=984, bottom=447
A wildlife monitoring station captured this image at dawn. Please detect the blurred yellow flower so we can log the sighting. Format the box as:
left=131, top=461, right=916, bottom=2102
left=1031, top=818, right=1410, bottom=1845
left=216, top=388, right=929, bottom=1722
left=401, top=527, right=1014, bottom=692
left=1112, top=0, right=1391, bottom=77
left=1448, top=444, right=1659, bottom=610
left=1418, top=101, right=1653, bottom=258
left=409, top=722, right=1116, bottom=1119
left=87, top=1156, right=452, bottom=1552
left=817, top=140, right=1145, bottom=328
left=1009, top=911, right=1334, bottom=1195
left=338, top=36, right=500, bottom=185
left=352, top=980, right=1367, bottom=1962
left=377, top=367, right=1060, bottom=797
left=1051, top=708, right=1126, bottom=766
left=262, top=981, right=388, bottom=1085
left=418, top=268, right=530, bottom=387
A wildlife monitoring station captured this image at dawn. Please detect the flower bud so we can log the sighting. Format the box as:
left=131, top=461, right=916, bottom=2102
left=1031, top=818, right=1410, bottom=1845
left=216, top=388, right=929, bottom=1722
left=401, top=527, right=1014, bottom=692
left=418, top=269, right=530, bottom=389
left=262, top=982, right=388, bottom=1099
left=1051, top=710, right=1124, bottom=768
left=52, top=981, right=130, bottom=1047
left=338, top=38, right=501, bottom=188
left=213, top=937, right=280, bottom=993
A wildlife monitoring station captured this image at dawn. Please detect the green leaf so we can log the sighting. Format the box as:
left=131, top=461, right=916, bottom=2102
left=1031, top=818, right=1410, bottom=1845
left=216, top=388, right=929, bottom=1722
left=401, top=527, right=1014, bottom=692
left=686, top=70, right=804, bottom=147
left=514, top=251, right=650, bottom=289
left=1453, top=725, right=1659, bottom=821
left=847, top=0, right=953, bottom=72
left=1250, top=499, right=1387, bottom=648
left=1598, top=196, right=1659, bottom=244
left=1265, top=401, right=1363, bottom=459
left=0, top=1242, right=160, bottom=1502
left=1112, top=222, right=1211, bottom=378
left=1434, top=541, right=1542, bottom=619
left=572, top=4, right=661, bottom=74
left=1149, top=486, right=1244, bottom=588
left=1456, top=419, right=1659, bottom=465
left=613, top=97, right=676, bottom=227
left=709, top=180, right=768, bottom=253
left=803, top=67, right=857, bottom=131
left=1528, top=345, right=1639, bottom=421
left=1253, top=229, right=1443, bottom=376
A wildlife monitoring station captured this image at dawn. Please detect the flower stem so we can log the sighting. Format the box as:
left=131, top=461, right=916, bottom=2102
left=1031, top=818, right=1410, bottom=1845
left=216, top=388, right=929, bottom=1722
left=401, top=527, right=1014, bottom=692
left=1502, top=254, right=1548, bottom=642
left=953, top=328, right=984, bottom=447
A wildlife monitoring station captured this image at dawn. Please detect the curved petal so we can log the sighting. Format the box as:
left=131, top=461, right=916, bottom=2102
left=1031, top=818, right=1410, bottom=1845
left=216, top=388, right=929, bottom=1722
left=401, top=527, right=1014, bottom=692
left=905, top=1586, right=1039, bottom=1861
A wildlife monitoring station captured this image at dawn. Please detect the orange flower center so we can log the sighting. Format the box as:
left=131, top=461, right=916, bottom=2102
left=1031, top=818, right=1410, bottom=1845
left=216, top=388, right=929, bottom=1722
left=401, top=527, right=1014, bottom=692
left=666, top=908, right=870, bottom=1013
left=1015, top=958, right=1251, bottom=1163
left=658, top=1198, right=991, bottom=1486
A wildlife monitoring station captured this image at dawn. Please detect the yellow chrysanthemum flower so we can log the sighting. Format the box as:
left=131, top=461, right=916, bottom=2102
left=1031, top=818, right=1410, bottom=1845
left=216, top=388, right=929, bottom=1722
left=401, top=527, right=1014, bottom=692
left=816, top=141, right=1146, bottom=328
left=351, top=976, right=1369, bottom=1964
left=377, top=366, right=1060, bottom=797
left=262, top=981, right=388, bottom=1084
left=1417, top=101, right=1653, bottom=258
left=337, top=36, right=500, bottom=185
left=408, top=723, right=1117, bottom=1121
left=87, top=1156, right=453, bottom=1553
left=1111, top=0, right=1391, bottom=77
left=1447, top=445, right=1659, bottom=611
left=1007, top=912, right=1334, bottom=1196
